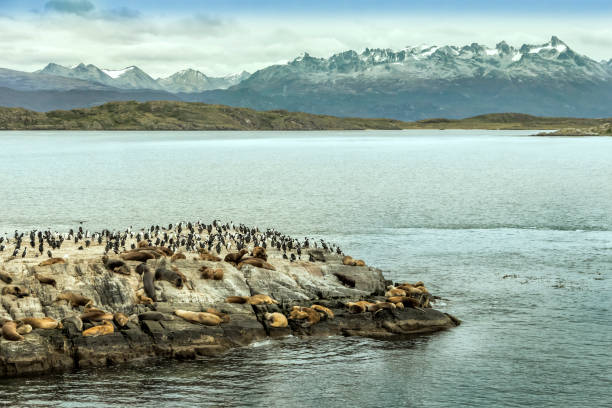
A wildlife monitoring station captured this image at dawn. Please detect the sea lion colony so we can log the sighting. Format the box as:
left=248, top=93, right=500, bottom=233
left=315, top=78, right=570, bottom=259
left=0, top=220, right=433, bottom=342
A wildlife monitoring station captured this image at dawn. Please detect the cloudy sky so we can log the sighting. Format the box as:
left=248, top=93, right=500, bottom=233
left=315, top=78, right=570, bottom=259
left=1, top=0, right=611, bottom=78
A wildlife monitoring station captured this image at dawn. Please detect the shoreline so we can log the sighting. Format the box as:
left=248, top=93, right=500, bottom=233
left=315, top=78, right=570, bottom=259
left=0, top=222, right=459, bottom=378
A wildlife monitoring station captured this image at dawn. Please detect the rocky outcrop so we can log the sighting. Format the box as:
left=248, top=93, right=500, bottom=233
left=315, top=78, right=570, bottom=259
left=0, top=250, right=458, bottom=377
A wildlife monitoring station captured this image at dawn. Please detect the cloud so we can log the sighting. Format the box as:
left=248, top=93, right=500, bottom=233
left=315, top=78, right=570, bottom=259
left=106, top=7, right=141, bottom=19
left=44, top=0, right=94, bottom=15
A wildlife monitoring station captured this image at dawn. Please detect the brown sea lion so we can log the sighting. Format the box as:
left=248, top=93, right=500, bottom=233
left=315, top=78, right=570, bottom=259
left=135, top=292, right=154, bottom=305
left=174, top=310, right=223, bottom=326
left=171, top=252, right=186, bottom=261
left=289, top=306, right=320, bottom=326
left=200, top=266, right=215, bottom=279
left=82, top=320, right=114, bottom=337
left=265, top=312, right=288, bottom=328
left=237, top=258, right=276, bottom=271
left=251, top=246, right=267, bottom=261
left=0, top=271, right=12, bottom=284
left=342, top=256, right=356, bottom=266
left=19, top=317, right=61, bottom=330
left=311, top=304, right=334, bottom=319
left=224, top=249, right=248, bottom=264
left=171, top=266, right=193, bottom=290
left=354, top=259, right=366, bottom=267
left=199, top=252, right=222, bottom=262
left=205, top=308, right=230, bottom=323
left=346, top=301, right=375, bottom=314
left=385, top=287, right=407, bottom=297
left=114, top=313, right=129, bottom=327
left=226, top=295, right=248, bottom=304
left=38, top=257, right=65, bottom=267
left=120, top=250, right=158, bottom=262
left=80, top=308, right=114, bottom=322
left=137, top=240, right=149, bottom=248
left=213, top=268, right=224, bottom=280
left=394, top=302, right=405, bottom=309
left=56, top=291, right=93, bottom=308
left=2, top=285, right=30, bottom=298
left=35, top=273, right=57, bottom=287
left=289, top=307, right=309, bottom=320
left=387, top=296, right=421, bottom=308
left=247, top=294, right=278, bottom=305
left=368, top=302, right=396, bottom=313
left=16, top=323, right=32, bottom=335
left=397, top=284, right=424, bottom=295
left=2, top=321, right=24, bottom=341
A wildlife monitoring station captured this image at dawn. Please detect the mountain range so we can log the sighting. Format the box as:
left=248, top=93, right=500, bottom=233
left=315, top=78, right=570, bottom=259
left=1, top=36, right=611, bottom=119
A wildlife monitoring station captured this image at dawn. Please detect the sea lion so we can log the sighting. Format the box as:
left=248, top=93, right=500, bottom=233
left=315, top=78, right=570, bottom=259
left=56, top=291, right=93, bottom=308
left=135, top=263, right=147, bottom=275
left=213, top=268, right=224, bottom=280
left=35, top=273, right=57, bottom=287
left=251, top=246, right=267, bottom=261
left=38, top=257, right=65, bottom=267
left=138, top=311, right=173, bottom=321
left=368, top=302, right=396, bottom=313
left=205, top=308, right=230, bottom=323
left=237, top=258, right=276, bottom=271
left=224, top=249, right=248, bottom=264
left=387, top=296, right=421, bottom=308
left=342, top=256, right=356, bottom=266
left=171, top=252, right=186, bottom=262
left=135, top=292, right=154, bottom=305
left=397, top=284, right=424, bottom=295
left=0, top=271, right=12, bottom=284
left=2, top=285, right=30, bottom=298
left=288, top=306, right=320, bottom=326
left=265, top=312, right=288, bottom=328
left=2, top=321, right=24, bottom=341
left=80, top=308, right=114, bottom=322
left=311, top=304, right=334, bottom=319
left=121, top=249, right=161, bottom=262
left=394, top=302, right=405, bottom=310
left=247, top=294, right=278, bottom=305
left=114, top=312, right=129, bottom=327
left=346, top=301, right=375, bottom=314
left=226, top=295, right=248, bottom=304
left=140, top=264, right=157, bottom=302
left=200, top=266, right=215, bottom=280
left=16, top=323, right=32, bottom=335
left=137, top=240, right=149, bottom=248
left=174, top=309, right=223, bottom=326
left=354, top=260, right=366, bottom=267
left=82, top=320, right=114, bottom=337
left=19, top=317, right=61, bottom=329
left=155, top=267, right=183, bottom=288
left=199, top=252, right=222, bottom=262
left=101, top=255, right=127, bottom=271
left=385, top=287, right=407, bottom=297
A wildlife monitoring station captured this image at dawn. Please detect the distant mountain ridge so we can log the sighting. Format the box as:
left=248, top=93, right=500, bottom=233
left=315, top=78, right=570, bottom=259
left=1, top=36, right=611, bottom=118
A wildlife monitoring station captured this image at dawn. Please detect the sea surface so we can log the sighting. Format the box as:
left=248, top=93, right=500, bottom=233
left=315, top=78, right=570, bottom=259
left=0, top=130, right=610, bottom=407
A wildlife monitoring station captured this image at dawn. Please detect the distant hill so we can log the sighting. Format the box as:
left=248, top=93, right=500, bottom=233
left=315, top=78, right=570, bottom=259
left=0, top=101, right=609, bottom=133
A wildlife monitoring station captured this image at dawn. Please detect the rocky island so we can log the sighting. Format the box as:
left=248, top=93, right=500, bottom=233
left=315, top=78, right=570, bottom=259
left=0, top=221, right=459, bottom=378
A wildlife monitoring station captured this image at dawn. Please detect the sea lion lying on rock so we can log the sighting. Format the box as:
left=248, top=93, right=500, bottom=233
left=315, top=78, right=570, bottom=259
left=225, top=294, right=279, bottom=305
left=56, top=291, right=93, bottom=308
left=342, top=255, right=366, bottom=267
left=101, top=256, right=131, bottom=275
left=38, top=257, right=65, bottom=267
left=171, top=252, right=186, bottom=261
left=155, top=266, right=183, bottom=289
left=0, top=271, right=12, bottom=284
left=265, top=312, right=288, bottom=328
left=198, top=249, right=222, bottom=262
left=237, top=258, right=276, bottom=271
left=121, top=249, right=159, bottom=262
left=80, top=307, right=114, bottom=322
left=35, top=273, right=57, bottom=287
left=289, top=306, right=320, bottom=326
left=311, top=304, right=334, bottom=319
left=82, top=320, right=114, bottom=337
left=251, top=246, right=267, bottom=261
left=114, top=313, right=129, bottom=327
left=2, top=321, right=24, bottom=341
left=346, top=301, right=375, bottom=314
left=205, top=308, right=230, bottom=323
left=385, top=287, right=407, bottom=297
left=174, top=310, right=223, bottom=326
left=367, top=302, right=396, bottom=314
left=200, top=266, right=224, bottom=280
left=224, top=249, right=248, bottom=264
left=2, top=285, right=30, bottom=298
left=135, top=292, right=154, bottom=305
left=387, top=296, right=422, bottom=308
left=17, top=324, right=32, bottom=335
left=19, top=317, right=61, bottom=330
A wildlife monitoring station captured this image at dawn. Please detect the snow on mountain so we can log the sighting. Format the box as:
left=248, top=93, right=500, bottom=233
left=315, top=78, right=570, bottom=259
left=157, top=69, right=251, bottom=93
left=101, top=66, right=135, bottom=79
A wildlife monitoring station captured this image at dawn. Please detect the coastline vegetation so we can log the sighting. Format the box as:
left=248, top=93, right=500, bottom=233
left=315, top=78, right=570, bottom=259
left=0, top=101, right=610, bottom=134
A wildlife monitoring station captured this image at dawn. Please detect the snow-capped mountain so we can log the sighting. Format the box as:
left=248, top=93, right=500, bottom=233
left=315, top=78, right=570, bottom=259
left=157, top=69, right=250, bottom=93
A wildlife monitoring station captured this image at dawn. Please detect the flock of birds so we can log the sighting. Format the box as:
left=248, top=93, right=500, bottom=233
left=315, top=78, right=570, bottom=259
left=0, top=220, right=344, bottom=262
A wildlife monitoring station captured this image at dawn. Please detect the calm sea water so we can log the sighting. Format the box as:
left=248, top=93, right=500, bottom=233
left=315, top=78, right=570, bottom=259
left=0, top=130, right=611, bottom=407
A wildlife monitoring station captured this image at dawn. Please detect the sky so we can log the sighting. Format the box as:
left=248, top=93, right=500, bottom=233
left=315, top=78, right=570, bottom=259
left=0, top=0, right=611, bottom=77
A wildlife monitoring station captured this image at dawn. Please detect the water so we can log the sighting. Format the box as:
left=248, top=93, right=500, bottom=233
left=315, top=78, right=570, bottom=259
left=0, top=130, right=611, bottom=407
